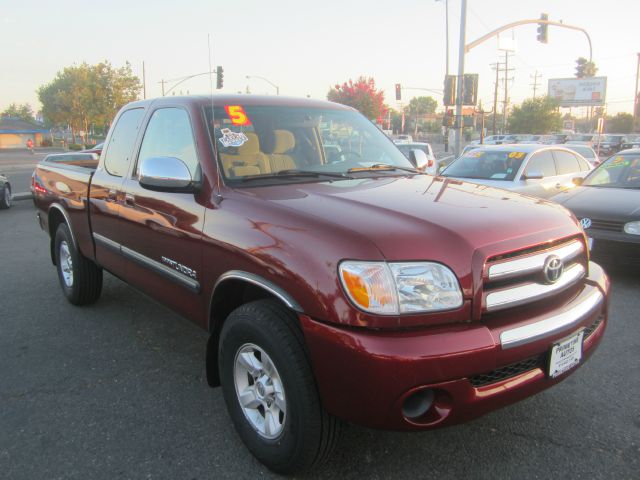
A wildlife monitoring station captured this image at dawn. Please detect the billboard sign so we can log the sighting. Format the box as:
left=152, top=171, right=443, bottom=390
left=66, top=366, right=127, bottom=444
left=548, top=77, right=607, bottom=107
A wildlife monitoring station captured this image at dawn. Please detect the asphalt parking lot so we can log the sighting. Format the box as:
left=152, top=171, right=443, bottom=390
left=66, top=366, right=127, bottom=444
left=1, top=183, right=639, bottom=479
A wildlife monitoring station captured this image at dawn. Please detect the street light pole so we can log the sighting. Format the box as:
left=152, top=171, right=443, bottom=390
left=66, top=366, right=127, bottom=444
left=246, top=75, right=280, bottom=95
left=454, top=0, right=467, bottom=157
left=633, top=52, right=640, bottom=132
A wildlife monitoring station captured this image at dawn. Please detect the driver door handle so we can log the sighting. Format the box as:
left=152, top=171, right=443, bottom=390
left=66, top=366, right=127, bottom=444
left=124, top=193, right=135, bottom=206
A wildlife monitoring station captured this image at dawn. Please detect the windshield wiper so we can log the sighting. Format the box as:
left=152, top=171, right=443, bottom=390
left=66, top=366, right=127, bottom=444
left=240, top=169, right=352, bottom=182
left=347, top=163, right=420, bottom=174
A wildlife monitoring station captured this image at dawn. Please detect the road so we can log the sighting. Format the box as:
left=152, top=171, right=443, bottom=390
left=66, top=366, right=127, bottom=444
left=0, top=150, right=54, bottom=195
left=1, top=169, right=638, bottom=480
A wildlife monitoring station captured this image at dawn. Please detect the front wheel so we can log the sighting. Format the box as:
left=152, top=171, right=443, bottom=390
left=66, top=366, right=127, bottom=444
left=219, top=300, right=340, bottom=474
left=54, top=223, right=103, bottom=305
left=0, top=183, right=11, bottom=209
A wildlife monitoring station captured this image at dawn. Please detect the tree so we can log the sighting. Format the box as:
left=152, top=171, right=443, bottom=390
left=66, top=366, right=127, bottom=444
left=606, top=113, right=633, bottom=133
left=327, top=76, right=388, bottom=121
left=406, top=96, right=437, bottom=115
left=575, top=57, right=598, bottom=78
left=508, top=96, right=562, bottom=134
left=1, top=103, right=35, bottom=122
left=38, top=61, right=141, bottom=143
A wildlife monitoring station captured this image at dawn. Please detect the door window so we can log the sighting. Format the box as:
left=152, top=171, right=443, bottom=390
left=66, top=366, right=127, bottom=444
left=554, top=150, right=581, bottom=174
left=103, top=108, right=145, bottom=177
left=525, top=150, right=556, bottom=177
left=137, top=108, right=199, bottom=177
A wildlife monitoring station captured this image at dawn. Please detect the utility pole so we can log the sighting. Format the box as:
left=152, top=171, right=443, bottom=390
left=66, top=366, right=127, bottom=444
left=142, top=61, right=147, bottom=99
left=530, top=70, right=541, bottom=98
left=634, top=52, right=640, bottom=132
left=491, top=62, right=501, bottom=135
left=160, top=79, right=166, bottom=97
left=454, top=0, right=467, bottom=157
left=503, top=50, right=510, bottom=133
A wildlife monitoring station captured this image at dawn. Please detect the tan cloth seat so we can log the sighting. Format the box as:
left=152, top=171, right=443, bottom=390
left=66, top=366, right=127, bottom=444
left=220, top=132, right=270, bottom=177
left=269, top=130, right=296, bottom=172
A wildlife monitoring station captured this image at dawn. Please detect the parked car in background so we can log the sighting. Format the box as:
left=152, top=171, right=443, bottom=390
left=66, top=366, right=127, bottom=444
left=552, top=149, right=640, bottom=264
left=564, top=144, right=601, bottom=167
left=393, top=134, right=413, bottom=143
left=394, top=142, right=438, bottom=175
left=80, top=142, right=104, bottom=156
left=0, top=173, right=11, bottom=209
left=501, top=134, right=519, bottom=143
left=550, top=134, right=569, bottom=144
left=598, top=135, right=626, bottom=156
left=620, top=134, right=640, bottom=151
left=441, top=144, right=592, bottom=198
left=471, top=135, right=504, bottom=145
left=516, top=134, right=542, bottom=144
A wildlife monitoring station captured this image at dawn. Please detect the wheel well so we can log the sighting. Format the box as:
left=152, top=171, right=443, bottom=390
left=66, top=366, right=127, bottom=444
left=48, top=208, right=67, bottom=265
left=206, top=279, right=290, bottom=387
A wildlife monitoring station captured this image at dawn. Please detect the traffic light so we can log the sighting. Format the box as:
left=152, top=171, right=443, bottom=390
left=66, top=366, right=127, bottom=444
left=216, top=66, right=224, bottom=89
left=395, top=83, right=402, bottom=101
left=537, top=13, right=549, bottom=43
left=462, top=74, right=479, bottom=106
left=443, top=75, right=456, bottom=106
left=442, top=109, right=454, bottom=127
left=575, top=58, right=585, bottom=78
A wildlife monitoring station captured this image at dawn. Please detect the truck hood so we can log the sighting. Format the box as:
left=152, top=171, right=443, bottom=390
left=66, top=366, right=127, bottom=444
left=243, top=175, right=581, bottom=280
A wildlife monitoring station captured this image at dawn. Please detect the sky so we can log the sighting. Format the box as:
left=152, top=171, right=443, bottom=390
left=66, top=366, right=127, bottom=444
left=1, top=0, right=639, bottom=116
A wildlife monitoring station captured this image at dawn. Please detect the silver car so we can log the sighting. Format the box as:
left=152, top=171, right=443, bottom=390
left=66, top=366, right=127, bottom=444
left=441, top=144, right=593, bottom=198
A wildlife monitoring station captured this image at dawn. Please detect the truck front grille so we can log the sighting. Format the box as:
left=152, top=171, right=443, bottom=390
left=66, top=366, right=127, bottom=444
left=580, top=218, right=624, bottom=232
left=482, top=238, right=587, bottom=313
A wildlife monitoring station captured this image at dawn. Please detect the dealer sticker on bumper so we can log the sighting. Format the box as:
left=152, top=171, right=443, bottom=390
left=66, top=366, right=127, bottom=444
left=549, top=331, right=584, bottom=378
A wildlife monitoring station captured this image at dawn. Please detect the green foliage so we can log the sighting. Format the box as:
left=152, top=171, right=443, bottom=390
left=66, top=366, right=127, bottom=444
left=508, top=96, right=562, bottom=134
left=575, top=57, right=598, bottom=78
left=327, top=76, right=388, bottom=121
left=606, top=113, right=633, bottom=133
left=37, top=61, right=141, bottom=137
left=406, top=96, right=437, bottom=115
left=68, top=143, right=83, bottom=151
left=2, top=103, right=35, bottom=122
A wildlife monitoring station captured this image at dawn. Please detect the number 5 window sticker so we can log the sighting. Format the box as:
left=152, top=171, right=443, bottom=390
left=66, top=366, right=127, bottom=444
left=224, top=105, right=251, bottom=126
left=508, top=151, right=526, bottom=159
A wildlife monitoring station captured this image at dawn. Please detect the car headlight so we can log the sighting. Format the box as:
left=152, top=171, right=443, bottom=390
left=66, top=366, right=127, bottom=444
left=624, top=221, right=640, bottom=235
left=339, top=261, right=463, bottom=315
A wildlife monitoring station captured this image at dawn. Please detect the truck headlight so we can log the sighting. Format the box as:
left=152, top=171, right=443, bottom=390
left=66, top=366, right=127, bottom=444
left=624, top=221, right=640, bottom=235
left=339, top=261, right=463, bottom=315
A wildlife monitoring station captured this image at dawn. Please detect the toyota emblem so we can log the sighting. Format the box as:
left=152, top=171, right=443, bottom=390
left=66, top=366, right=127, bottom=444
left=580, top=218, right=592, bottom=230
left=543, top=255, right=564, bottom=284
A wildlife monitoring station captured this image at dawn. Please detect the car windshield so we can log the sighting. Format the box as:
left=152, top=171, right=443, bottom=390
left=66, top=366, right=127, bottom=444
left=583, top=154, right=640, bottom=188
left=204, top=105, right=415, bottom=185
left=441, top=149, right=527, bottom=181
left=602, top=135, right=622, bottom=143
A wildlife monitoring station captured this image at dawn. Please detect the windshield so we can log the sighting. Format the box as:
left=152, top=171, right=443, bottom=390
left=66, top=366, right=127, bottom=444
left=204, top=105, right=414, bottom=185
left=442, top=149, right=527, bottom=181
left=583, top=154, right=640, bottom=188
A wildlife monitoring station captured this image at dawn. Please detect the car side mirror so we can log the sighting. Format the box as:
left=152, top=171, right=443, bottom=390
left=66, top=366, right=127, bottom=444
left=409, top=149, right=430, bottom=171
left=139, top=156, right=196, bottom=192
left=523, top=170, right=544, bottom=180
left=572, top=177, right=584, bottom=186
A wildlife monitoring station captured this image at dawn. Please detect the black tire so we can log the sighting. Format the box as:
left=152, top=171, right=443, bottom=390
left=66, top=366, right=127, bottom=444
left=54, top=223, right=103, bottom=305
left=219, top=300, right=341, bottom=474
left=0, top=183, right=11, bottom=209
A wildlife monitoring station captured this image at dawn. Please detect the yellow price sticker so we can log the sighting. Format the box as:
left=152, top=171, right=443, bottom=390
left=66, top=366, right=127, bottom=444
left=508, top=152, right=526, bottom=159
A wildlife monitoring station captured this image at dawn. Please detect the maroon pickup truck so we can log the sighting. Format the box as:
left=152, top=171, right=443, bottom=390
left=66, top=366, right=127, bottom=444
left=33, top=95, right=609, bottom=474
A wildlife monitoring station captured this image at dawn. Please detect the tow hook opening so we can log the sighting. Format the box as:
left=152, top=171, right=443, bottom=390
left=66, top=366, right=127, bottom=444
left=402, top=389, right=435, bottom=419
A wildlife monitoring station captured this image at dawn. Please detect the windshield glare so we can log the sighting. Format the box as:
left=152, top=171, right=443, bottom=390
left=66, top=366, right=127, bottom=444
left=205, top=105, right=414, bottom=184
left=442, top=149, right=526, bottom=181
left=584, top=154, right=640, bottom=188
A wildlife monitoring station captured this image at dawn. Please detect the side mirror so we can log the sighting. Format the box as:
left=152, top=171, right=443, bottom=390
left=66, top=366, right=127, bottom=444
left=409, top=149, right=430, bottom=171
left=523, top=170, right=544, bottom=180
left=139, top=156, right=196, bottom=192
left=572, top=177, right=584, bottom=186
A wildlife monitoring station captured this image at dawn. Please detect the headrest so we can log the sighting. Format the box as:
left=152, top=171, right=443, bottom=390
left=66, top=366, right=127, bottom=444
left=272, top=130, right=295, bottom=154
left=238, top=132, right=260, bottom=155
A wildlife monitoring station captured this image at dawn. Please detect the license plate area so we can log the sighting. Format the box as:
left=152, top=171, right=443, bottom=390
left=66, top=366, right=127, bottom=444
left=548, top=331, right=584, bottom=378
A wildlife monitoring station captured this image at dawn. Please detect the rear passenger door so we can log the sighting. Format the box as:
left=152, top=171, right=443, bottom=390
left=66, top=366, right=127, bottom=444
left=89, top=107, right=145, bottom=276
left=119, top=106, right=206, bottom=320
left=519, top=150, right=558, bottom=198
